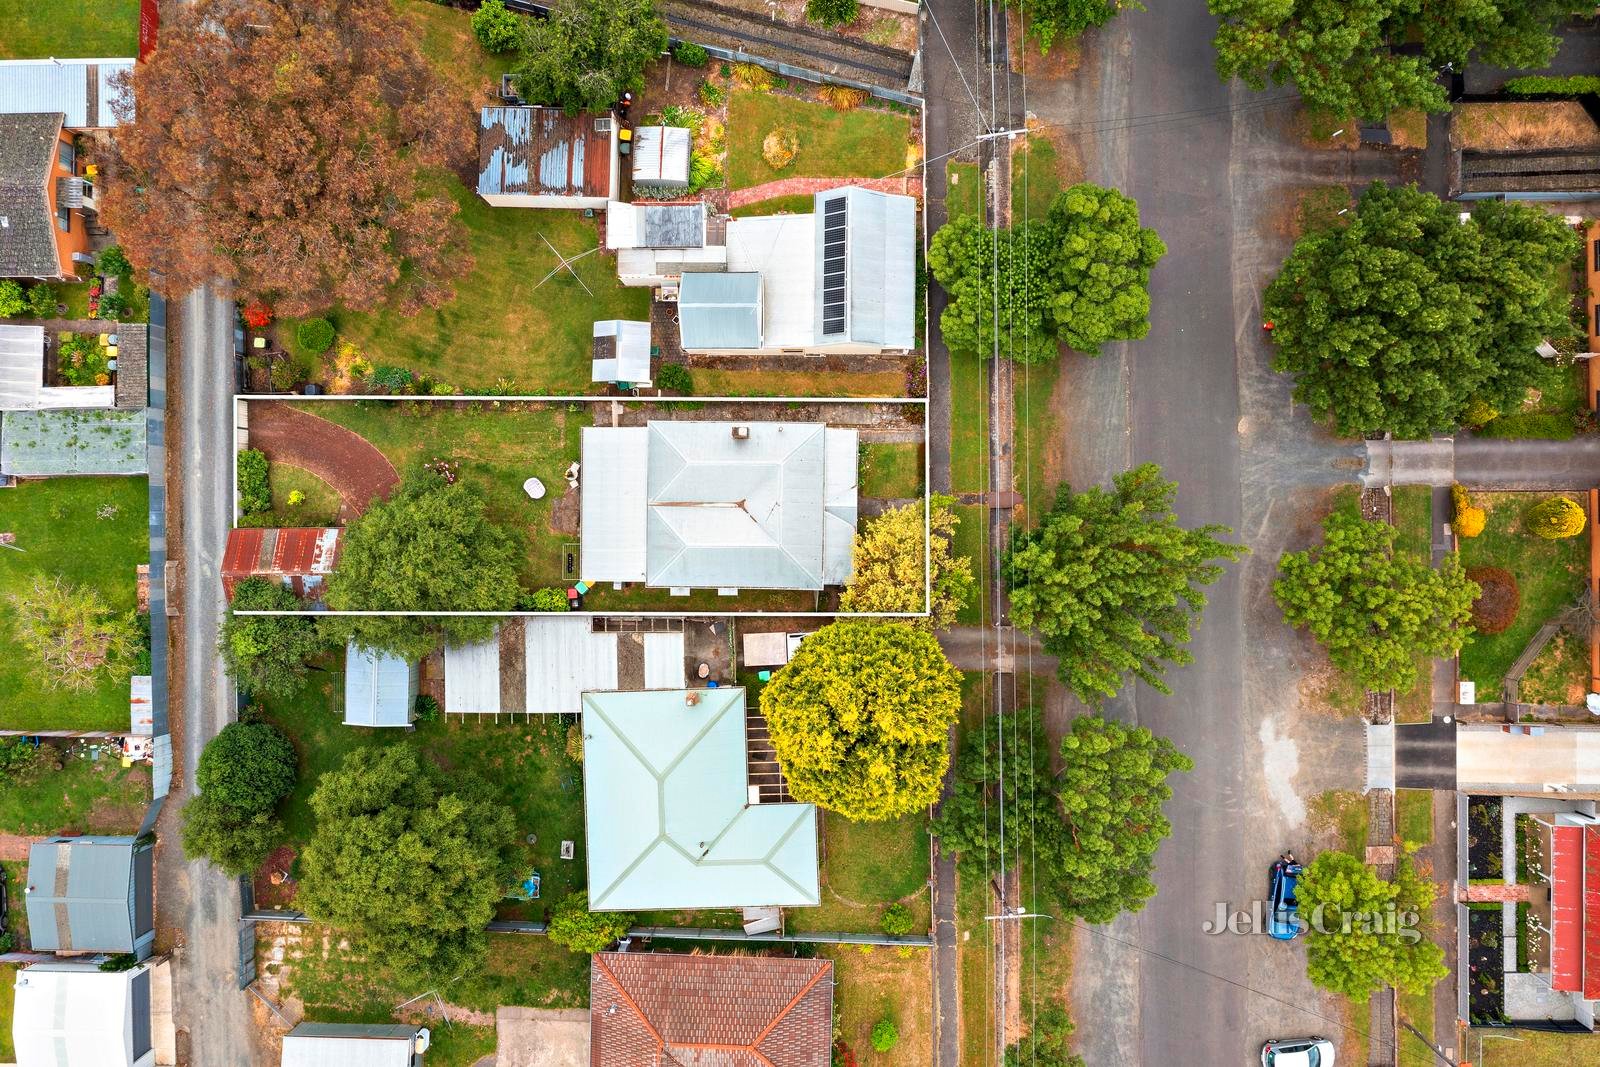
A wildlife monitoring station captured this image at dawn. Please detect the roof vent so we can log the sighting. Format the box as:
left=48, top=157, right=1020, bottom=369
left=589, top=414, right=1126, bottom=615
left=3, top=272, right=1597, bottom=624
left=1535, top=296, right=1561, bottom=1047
left=685, top=691, right=700, bottom=706
left=731, top=425, right=750, bottom=441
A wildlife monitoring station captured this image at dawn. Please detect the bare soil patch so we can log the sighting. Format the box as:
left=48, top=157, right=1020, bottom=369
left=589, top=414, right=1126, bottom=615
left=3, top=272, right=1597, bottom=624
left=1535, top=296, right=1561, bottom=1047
left=1452, top=102, right=1600, bottom=152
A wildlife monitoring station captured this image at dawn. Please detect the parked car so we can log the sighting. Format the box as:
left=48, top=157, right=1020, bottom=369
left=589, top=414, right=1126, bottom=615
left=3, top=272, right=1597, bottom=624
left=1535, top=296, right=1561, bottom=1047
left=1261, top=1037, right=1334, bottom=1066
left=1268, top=857, right=1304, bottom=940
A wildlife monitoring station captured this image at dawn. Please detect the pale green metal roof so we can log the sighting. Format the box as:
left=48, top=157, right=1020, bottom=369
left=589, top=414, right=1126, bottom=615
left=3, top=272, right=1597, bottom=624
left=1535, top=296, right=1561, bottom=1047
left=678, top=272, right=761, bottom=349
left=581, top=687, right=819, bottom=911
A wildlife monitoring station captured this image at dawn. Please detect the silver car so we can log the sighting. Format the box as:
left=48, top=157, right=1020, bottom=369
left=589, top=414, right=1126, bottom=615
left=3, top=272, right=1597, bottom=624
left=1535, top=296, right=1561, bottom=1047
left=1261, top=1037, right=1335, bottom=1067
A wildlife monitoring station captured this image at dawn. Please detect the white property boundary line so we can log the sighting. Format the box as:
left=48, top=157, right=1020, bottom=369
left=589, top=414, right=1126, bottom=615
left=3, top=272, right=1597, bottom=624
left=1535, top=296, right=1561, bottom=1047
left=231, top=393, right=933, bottom=619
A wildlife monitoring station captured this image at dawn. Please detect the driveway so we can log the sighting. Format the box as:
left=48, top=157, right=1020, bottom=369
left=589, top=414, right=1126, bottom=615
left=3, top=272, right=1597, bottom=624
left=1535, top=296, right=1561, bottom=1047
left=158, top=285, right=258, bottom=1066
left=1022, top=4, right=1396, bottom=1063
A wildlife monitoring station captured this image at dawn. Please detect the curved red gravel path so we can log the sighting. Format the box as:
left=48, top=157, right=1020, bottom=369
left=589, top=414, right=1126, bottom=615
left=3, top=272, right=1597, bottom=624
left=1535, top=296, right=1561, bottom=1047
left=246, top=403, right=399, bottom=518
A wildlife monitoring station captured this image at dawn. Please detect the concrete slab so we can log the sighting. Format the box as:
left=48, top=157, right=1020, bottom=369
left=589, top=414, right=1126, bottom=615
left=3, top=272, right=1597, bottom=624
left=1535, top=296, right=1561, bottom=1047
left=494, top=1006, right=589, bottom=1067
left=1366, top=724, right=1395, bottom=791
left=150, top=959, right=177, bottom=1066
left=1505, top=972, right=1577, bottom=1022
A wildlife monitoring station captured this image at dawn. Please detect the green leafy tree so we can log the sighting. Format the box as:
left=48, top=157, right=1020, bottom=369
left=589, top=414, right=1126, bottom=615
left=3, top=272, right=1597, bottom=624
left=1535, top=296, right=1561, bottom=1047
left=180, top=799, right=282, bottom=877
left=220, top=578, right=327, bottom=695
left=1209, top=0, right=1583, bottom=122
left=1264, top=183, right=1581, bottom=437
left=840, top=495, right=975, bottom=629
left=9, top=576, right=141, bottom=692
left=1528, top=496, right=1586, bottom=539
left=471, top=0, right=523, bottom=53
left=1004, top=1002, right=1085, bottom=1067
left=27, top=283, right=55, bottom=318
left=761, top=621, right=962, bottom=821
left=1275, top=511, right=1478, bottom=691
left=324, top=469, right=525, bottom=658
left=880, top=902, right=915, bottom=936
left=196, top=720, right=298, bottom=813
left=1300, top=850, right=1448, bottom=1000
left=928, top=184, right=1165, bottom=363
left=511, top=0, right=669, bottom=113
left=934, top=710, right=1191, bottom=923
left=296, top=746, right=518, bottom=978
left=547, top=892, right=633, bottom=953
left=1005, top=464, right=1244, bottom=704
left=1012, top=0, right=1128, bottom=52
left=0, top=280, right=25, bottom=318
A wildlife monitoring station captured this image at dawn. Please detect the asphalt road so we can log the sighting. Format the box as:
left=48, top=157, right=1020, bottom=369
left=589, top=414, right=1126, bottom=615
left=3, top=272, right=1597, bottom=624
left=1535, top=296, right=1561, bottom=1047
left=162, top=285, right=255, bottom=1066
left=1367, top=436, right=1600, bottom=489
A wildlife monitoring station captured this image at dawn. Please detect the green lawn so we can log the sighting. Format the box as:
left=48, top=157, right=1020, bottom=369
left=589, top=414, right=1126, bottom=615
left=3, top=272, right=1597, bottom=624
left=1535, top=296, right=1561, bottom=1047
left=951, top=504, right=990, bottom=626
left=1393, top=485, right=1432, bottom=561
left=0, top=746, right=150, bottom=836
left=1396, top=788, right=1434, bottom=848
left=288, top=177, right=648, bottom=393
left=824, top=944, right=933, bottom=1066
left=0, top=964, right=14, bottom=1061
left=789, top=812, right=931, bottom=935
left=730, top=194, right=817, bottom=218
left=1397, top=986, right=1436, bottom=1067
left=1013, top=358, right=1061, bottom=523
left=239, top=463, right=343, bottom=529
left=0, top=477, right=149, bottom=731
left=1520, top=628, right=1589, bottom=705
left=947, top=161, right=982, bottom=221
left=949, top=347, right=989, bottom=495
left=1010, top=135, right=1063, bottom=222
left=690, top=367, right=907, bottom=398
left=860, top=443, right=925, bottom=499
left=1458, top=492, right=1588, bottom=696
left=291, top=401, right=585, bottom=587
left=0, top=0, right=137, bottom=58
left=1311, top=790, right=1369, bottom=858
left=725, top=91, right=912, bottom=190
left=256, top=666, right=588, bottom=915
left=1476, top=1029, right=1600, bottom=1066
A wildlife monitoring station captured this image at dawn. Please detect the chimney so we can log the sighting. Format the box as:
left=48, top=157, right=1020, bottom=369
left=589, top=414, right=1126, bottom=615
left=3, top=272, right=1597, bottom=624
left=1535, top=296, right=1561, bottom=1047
left=730, top=425, right=750, bottom=441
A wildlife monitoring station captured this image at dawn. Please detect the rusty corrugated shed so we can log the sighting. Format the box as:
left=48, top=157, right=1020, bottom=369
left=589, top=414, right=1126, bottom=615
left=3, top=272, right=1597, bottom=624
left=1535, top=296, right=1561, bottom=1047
left=221, top=527, right=341, bottom=598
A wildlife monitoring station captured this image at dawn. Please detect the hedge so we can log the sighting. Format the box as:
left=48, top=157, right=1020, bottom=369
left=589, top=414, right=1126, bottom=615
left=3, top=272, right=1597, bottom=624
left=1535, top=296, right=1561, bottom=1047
left=1504, top=75, right=1600, bottom=97
left=237, top=449, right=272, bottom=515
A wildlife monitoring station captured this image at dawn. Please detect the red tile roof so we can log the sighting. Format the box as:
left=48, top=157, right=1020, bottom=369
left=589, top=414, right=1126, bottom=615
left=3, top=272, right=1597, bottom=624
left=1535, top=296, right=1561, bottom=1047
left=1551, top=824, right=1584, bottom=993
left=590, top=952, right=832, bottom=1067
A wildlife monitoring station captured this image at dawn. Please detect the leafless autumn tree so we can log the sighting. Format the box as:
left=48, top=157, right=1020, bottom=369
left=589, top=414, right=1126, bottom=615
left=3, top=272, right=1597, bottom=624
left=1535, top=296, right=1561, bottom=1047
left=101, top=0, right=473, bottom=316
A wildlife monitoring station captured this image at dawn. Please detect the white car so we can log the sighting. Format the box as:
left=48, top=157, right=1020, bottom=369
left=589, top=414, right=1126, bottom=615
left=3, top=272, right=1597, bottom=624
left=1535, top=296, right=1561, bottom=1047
left=1261, top=1037, right=1335, bottom=1067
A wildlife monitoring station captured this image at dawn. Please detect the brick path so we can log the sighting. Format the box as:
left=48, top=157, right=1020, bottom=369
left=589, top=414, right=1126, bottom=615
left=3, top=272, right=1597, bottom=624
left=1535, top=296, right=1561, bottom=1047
left=0, top=833, right=45, bottom=861
left=1459, top=882, right=1530, bottom=903
left=245, top=403, right=399, bottom=518
left=728, top=174, right=924, bottom=210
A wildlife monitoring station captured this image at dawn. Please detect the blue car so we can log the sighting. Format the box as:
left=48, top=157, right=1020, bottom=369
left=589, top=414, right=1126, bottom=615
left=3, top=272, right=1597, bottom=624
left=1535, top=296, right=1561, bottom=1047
left=1268, top=859, right=1304, bottom=940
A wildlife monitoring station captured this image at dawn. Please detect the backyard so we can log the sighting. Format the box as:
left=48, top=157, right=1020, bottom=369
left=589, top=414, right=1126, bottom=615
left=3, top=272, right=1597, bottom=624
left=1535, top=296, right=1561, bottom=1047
left=0, top=0, right=137, bottom=58
left=1458, top=492, right=1589, bottom=698
left=255, top=665, right=588, bottom=917
left=0, top=476, right=150, bottom=731
left=285, top=400, right=586, bottom=588
left=725, top=89, right=913, bottom=192
left=0, top=743, right=150, bottom=837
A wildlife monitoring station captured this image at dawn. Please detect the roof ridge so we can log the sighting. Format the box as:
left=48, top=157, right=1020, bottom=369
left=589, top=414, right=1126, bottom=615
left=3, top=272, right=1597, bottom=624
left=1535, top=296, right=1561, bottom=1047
left=594, top=955, right=666, bottom=1056
left=751, top=962, right=830, bottom=1052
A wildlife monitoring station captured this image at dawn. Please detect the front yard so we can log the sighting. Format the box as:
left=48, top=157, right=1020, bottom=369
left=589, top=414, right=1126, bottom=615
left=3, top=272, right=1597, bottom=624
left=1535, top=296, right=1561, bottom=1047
left=0, top=477, right=150, bottom=731
left=860, top=443, right=924, bottom=499
left=1458, top=492, right=1588, bottom=698
left=825, top=943, right=934, bottom=1066
left=725, top=89, right=913, bottom=191
left=0, top=0, right=137, bottom=58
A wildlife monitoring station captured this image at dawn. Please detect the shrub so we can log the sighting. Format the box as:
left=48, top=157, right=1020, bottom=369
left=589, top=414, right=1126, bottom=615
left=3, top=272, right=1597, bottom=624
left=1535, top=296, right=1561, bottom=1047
left=660, top=104, right=705, bottom=136
left=731, top=62, right=774, bottom=91
left=1451, top=485, right=1485, bottom=539
left=296, top=317, right=336, bottom=354
left=761, top=126, right=800, bottom=169
left=241, top=300, right=272, bottom=329
left=287, top=488, right=307, bottom=507
left=99, top=953, right=138, bottom=972
left=1467, top=566, right=1520, bottom=635
left=673, top=41, right=709, bottom=68
left=697, top=79, right=726, bottom=107
left=656, top=362, right=693, bottom=393
left=372, top=365, right=415, bottom=392
left=520, top=587, right=571, bottom=612
left=687, top=150, right=723, bottom=194
left=1505, top=75, right=1600, bottom=97
left=472, top=0, right=523, bottom=53
left=97, top=245, right=132, bottom=276
left=0, top=280, right=26, bottom=317
left=870, top=1019, right=898, bottom=1053
left=1462, top=397, right=1498, bottom=427
left=237, top=449, right=272, bottom=514
left=0, top=737, right=39, bottom=778
left=880, top=901, right=915, bottom=936
left=817, top=84, right=868, bottom=111
left=96, top=292, right=128, bottom=320
left=807, top=0, right=859, bottom=27
left=414, top=693, right=440, bottom=723
left=1528, top=496, right=1586, bottom=539
left=27, top=283, right=56, bottom=318
left=548, top=892, right=632, bottom=953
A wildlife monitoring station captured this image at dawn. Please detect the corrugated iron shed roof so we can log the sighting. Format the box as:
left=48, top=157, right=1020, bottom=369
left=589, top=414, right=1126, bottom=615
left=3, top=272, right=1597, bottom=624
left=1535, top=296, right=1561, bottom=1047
left=281, top=1023, right=419, bottom=1067
left=525, top=616, right=617, bottom=713
left=812, top=186, right=917, bottom=349
left=582, top=687, right=819, bottom=911
left=25, top=836, right=143, bottom=952
left=444, top=632, right=501, bottom=714
left=677, top=272, right=762, bottom=350
left=221, top=528, right=342, bottom=580
left=632, top=125, right=691, bottom=188
left=13, top=962, right=150, bottom=1067
left=343, top=643, right=418, bottom=728
left=0, top=59, right=133, bottom=127
left=592, top=320, right=651, bottom=384
left=1552, top=823, right=1584, bottom=992
left=477, top=105, right=611, bottom=199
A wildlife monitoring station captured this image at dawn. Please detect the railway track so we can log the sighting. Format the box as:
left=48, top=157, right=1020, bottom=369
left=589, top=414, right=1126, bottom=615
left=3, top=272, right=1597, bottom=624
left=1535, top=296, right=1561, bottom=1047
left=502, top=0, right=916, bottom=92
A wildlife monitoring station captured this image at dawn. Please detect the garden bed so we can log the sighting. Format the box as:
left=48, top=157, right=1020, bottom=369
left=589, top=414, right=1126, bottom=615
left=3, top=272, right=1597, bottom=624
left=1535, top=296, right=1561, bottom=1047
left=1467, top=904, right=1507, bottom=1023
left=1467, top=796, right=1505, bottom=881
